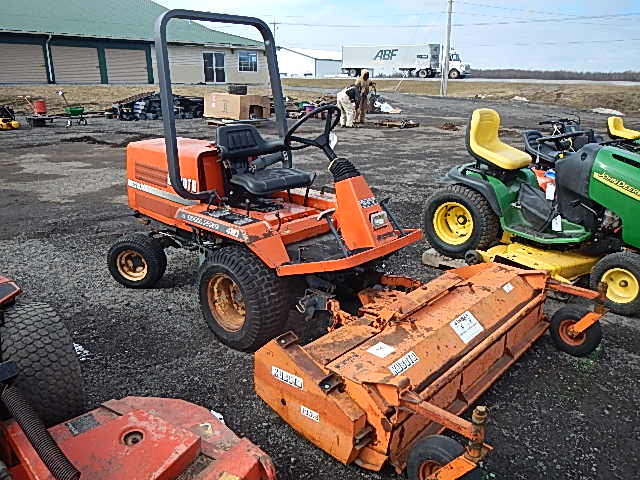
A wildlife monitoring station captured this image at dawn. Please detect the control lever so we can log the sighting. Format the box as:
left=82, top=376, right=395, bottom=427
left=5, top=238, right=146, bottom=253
left=317, top=209, right=350, bottom=257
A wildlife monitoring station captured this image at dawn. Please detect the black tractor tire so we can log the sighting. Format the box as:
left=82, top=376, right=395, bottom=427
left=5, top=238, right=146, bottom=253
left=407, top=434, right=481, bottom=480
left=198, top=246, right=290, bottom=352
left=590, top=251, right=640, bottom=316
left=449, top=69, right=461, bottom=79
left=1, top=302, right=85, bottom=427
left=423, top=185, right=500, bottom=259
left=417, top=69, right=428, bottom=78
left=549, top=306, right=602, bottom=357
left=107, top=233, right=167, bottom=288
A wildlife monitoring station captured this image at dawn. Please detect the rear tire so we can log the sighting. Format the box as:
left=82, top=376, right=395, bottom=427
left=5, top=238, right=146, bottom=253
left=107, top=233, right=167, bottom=288
left=1, top=302, right=85, bottom=427
left=198, top=246, right=290, bottom=352
left=407, top=435, right=481, bottom=480
left=590, top=251, right=640, bottom=316
left=423, top=185, right=500, bottom=259
left=549, top=306, right=602, bottom=357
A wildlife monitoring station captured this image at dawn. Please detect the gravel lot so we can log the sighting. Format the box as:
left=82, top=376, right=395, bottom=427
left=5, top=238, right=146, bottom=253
left=1, top=93, right=639, bottom=480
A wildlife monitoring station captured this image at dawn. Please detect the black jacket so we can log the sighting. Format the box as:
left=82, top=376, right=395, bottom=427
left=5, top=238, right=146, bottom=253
left=344, top=84, right=362, bottom=105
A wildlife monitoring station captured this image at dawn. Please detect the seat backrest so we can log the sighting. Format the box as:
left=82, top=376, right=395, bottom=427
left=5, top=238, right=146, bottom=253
left=216, top=124, right=285, bottom=161
left=466, top=108, right=531, bottom=170
left=608, top=116, right=640, bottom=140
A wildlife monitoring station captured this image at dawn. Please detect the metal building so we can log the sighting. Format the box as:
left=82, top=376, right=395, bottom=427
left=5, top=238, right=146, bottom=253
left=276, top=47, right=342, bottom=78
left=0, top=0, right=268, bottom=85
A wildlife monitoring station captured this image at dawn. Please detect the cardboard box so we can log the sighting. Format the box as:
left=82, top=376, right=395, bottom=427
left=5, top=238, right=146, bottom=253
left=204, top=93, right=271, bottom=120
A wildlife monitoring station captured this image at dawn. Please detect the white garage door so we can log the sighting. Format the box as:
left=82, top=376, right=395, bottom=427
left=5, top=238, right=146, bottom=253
left=0, top=43, right=47, bottom=84
left=105, top=48, right=149, bottom=84
left=51, top=45, right=101, bottom=84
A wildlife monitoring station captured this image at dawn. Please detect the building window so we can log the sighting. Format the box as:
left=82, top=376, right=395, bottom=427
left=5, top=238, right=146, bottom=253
left=238, top=50, right=258, bottom=72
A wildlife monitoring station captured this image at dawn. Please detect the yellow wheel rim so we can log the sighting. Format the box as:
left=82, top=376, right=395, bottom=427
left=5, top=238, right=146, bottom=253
left=602, top=268, right=639, bottom=304
left=116, top=250, right=148, bottom=281
left=207, top=273, right=246, bottom=332
left=432, top=202, right=474, bottom=245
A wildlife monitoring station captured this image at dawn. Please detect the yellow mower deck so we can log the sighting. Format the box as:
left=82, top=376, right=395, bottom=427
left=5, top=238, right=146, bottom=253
left=476, top=242, right=599, bottom=283
left=254, top=262, right=604, bottom=479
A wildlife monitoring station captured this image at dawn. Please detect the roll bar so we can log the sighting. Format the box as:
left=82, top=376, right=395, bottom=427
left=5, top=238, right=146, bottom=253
left=154, top=9, right=288, bottom=201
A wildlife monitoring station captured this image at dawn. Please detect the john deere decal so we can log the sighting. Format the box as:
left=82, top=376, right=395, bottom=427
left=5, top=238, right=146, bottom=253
left=593, top=172, right=640, bottom=201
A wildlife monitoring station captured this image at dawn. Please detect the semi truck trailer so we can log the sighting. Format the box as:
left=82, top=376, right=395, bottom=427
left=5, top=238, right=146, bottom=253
left=341, top=44, right=470, bottom=79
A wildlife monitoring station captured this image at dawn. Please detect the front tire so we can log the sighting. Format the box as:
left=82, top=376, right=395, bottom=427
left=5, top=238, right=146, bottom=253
left=549, top=306, right=602, bottom=357
left=423, top=185, right=500, bottom=259
left=449, top=69, right=460, bottom=79
left=1, top=302, right=85, bottom=426
left=107, top=233, right=167, bottom=288
left=198, top=246, right=290, bottom=352
left=590, top=251, right=640, bottom=316
left=417, top=69, right=428, bottom=78
left=407, top=435, right=481, bottom=480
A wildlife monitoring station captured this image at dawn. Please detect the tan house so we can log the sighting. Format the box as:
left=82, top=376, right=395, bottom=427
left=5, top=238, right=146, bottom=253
left=0, top=0, right=268, bottom=85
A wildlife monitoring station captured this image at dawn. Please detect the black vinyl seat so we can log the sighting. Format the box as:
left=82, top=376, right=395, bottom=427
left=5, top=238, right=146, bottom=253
left=216, top=124, right=314, bottom=196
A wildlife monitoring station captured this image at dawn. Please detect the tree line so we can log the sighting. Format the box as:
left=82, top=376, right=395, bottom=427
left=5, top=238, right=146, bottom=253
left=472, top=69, right=640, bottom=82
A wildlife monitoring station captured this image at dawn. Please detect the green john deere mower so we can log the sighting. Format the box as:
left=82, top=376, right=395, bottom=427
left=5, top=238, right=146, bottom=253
left=423, top=108, right=640, bottom=316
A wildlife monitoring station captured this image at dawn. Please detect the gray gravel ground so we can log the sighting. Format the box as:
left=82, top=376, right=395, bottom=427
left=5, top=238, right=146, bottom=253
left=1, top=93, right=639, bottom=480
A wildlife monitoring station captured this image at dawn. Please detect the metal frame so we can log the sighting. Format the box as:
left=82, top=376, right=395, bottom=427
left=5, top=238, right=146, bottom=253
left=154, top=9, right=288, bottom=201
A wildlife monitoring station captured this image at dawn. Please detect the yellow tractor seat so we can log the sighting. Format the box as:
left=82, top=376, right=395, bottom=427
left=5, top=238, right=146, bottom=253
left=607, top=116, right=640, bottom=140
left=466, top=108, right=531, bottom=170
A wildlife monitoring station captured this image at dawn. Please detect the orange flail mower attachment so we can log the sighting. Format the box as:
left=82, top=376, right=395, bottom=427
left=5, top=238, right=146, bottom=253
left=3, top=397, right=275, bottom=480
left=254, top=262, right=605, bottom=479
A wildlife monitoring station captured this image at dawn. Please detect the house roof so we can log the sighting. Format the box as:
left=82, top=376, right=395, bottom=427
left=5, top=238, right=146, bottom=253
left=279, top=47, right=342, bottom=61
left=0, top=0, right=262, bottom=47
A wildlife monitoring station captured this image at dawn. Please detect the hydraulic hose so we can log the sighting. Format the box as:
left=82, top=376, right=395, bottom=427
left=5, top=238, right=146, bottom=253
left=1, top=385, right=80, bottom=480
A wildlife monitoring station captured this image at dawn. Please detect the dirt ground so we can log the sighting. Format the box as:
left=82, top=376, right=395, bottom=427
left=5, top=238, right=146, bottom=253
left=1, top=92, right=639, bottom=480
left=282, top=78, right=640, bottom=115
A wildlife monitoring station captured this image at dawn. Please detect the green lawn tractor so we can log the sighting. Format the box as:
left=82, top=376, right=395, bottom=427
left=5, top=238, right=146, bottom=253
left=423, top=108, right=640, bottom=316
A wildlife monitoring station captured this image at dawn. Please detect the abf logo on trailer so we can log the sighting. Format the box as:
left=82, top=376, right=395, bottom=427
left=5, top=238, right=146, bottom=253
left=373, top=49, right=398, bottom=61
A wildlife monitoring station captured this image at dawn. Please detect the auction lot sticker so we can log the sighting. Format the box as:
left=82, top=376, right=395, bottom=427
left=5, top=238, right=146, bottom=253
left=272, top=366, right=304, bottom=390
left=450, top=311, right=484, bottom=344
left=388, top=351, right=420, bottom=376
left=300, top=405, right=320, bottom=422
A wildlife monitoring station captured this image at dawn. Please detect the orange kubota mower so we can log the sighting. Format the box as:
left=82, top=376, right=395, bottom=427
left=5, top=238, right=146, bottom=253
left=107, top=10, right=421, bottom=352
left=0, top=275, right=275, bottom=480
left=107, top=10, right=607, bottom=480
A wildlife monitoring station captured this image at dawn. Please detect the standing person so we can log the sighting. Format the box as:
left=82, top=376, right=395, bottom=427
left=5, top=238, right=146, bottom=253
left=336, top=83, right=361, bottom=128
left=355, top=69, right=375, bottom=124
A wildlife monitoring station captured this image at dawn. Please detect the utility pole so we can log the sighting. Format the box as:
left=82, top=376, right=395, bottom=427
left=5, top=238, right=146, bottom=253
left=440, top=0, right=453, bottom=97
left=271, top=20, right=278, bottom=39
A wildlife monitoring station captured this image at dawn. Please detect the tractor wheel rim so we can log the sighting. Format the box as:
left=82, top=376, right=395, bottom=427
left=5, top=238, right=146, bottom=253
left=602, top=268, right=639, bottom=304
left=558, top=319, right=585, bottom=346
left=433, top=202, right=474, bottom=245
left=116, top=250, right=148, bottom=281
left=208, top=273, right=246, bottom=332
left=419, top=460, right=442, bottom=479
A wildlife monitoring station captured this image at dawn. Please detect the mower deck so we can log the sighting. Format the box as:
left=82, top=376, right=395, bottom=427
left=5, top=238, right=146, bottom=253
left=255, top=262, right=604, bottom=476
left=5, top=396, right=275, bottom=480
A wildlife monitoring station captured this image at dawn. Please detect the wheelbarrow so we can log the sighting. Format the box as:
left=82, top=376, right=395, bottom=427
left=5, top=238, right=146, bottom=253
left=57, top=90, right=88, bottom=127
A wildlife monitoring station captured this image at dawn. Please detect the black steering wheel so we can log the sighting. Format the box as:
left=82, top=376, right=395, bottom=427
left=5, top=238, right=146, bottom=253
left=284, top=105, right=341, bottom=160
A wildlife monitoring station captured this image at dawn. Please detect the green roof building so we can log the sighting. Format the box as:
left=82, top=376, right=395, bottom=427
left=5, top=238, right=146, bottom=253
left=0, top=0, right=267, bottom=84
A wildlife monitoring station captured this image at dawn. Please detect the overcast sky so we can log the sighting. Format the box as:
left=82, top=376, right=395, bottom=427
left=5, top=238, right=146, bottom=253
left=154, top=0, right=639, bottom=71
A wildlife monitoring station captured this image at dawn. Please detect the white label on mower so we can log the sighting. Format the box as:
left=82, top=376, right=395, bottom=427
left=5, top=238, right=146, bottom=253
left=367, top=342, right=396, bottom=358
left=552, top=215, right=563, bottom=232
left=450, top=311, right=484, bottom=344
left=502, top=282, right=514, bottom=294
left=272, top=366, right=304, bottom=390
left=388, top=351, right=419, bottom=376
left=300, top=405, right=320, bottom=422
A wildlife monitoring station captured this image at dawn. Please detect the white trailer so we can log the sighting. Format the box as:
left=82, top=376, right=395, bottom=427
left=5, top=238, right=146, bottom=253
left=341, top=44, right=470, bottom=79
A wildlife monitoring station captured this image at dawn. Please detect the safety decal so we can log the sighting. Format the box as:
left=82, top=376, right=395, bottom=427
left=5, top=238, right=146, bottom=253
left=388, top=351, right=420, bottom=376
left=450, top=311, right=484, bottom=344
left=272, top=366, right=304, bottom=390
left=300, top=405, right=320, bottom=422
left=359, top=196, right=378, bottom=209
left=502, top=282, right=514, bottom=294
left=367, top=342, right=396, bottom=359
